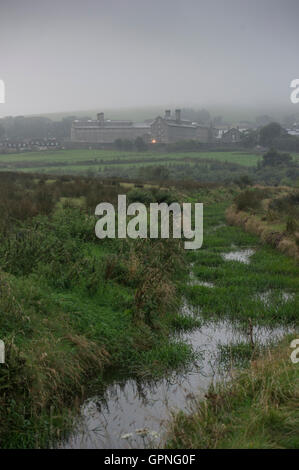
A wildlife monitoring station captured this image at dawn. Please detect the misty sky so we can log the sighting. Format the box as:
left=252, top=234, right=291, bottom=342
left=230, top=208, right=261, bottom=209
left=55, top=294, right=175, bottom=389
left=0, top=0, right=298, bottom=116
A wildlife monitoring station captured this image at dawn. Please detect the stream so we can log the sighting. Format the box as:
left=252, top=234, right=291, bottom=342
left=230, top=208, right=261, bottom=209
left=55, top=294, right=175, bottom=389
left=60, top=248, right=294, bottom=449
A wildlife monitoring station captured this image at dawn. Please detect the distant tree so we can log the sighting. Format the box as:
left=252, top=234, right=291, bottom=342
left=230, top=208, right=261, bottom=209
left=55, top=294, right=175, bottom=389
left=259, top=122, right=284, bottom=146
left=121, top=139, right=133, bottom=151
left=261, top=149, right=293, bottom=167
left=0, top=123, right=5, bottom=139
left=134, top=137, right=148, bottom=151
left=241, top=129, right=258, bottom=148
left=52, top=116, right=77, bottom=140
left=114, top=138, right=123, bottom=150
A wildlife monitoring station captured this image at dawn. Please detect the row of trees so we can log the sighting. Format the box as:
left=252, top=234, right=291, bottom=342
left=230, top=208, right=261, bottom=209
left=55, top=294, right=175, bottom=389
left=0, top=115, right=80, bottom=141
left=242, top=122, right=299, bottom=151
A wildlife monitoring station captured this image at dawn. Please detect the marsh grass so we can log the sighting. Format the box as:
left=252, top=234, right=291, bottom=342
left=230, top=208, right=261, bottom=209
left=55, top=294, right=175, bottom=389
left=165, top=337, right=299, bottom=449
left=0, top=175, right=297, bottom=448
left=185, top=203, right=298, bottom=325
left=0, top=175, right=198, bottom=448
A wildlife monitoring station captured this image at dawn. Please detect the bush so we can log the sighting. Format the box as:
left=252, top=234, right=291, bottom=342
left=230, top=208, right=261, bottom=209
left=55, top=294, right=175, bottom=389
left=235, top=188, right=270, bottom=211
left=127, top=188, right=155, bottom=205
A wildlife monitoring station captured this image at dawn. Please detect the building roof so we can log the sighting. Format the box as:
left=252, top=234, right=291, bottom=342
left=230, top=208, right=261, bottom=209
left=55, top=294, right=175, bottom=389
left=72, top=120, right=150, bottom=129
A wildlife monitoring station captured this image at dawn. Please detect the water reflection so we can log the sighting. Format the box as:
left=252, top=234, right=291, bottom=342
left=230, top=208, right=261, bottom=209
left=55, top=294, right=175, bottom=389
left=61, top=306, right=293, bottom=449
left=221, top=249, right=255, bottom=264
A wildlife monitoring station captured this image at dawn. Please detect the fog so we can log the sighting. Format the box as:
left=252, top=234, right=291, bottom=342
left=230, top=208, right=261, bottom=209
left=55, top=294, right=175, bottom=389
left=0, top=0, right=298, bottom=117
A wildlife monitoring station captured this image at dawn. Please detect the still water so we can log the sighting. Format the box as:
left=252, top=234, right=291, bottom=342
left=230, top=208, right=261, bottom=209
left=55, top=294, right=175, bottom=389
left=61, top=306, right=292, bottom=449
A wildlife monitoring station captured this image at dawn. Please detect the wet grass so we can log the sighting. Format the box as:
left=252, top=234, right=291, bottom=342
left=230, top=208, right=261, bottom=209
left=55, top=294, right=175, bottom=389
left=0, top=179, right=297, bottom=449
left=165, top=199, right=298, bottom=449
left=185, top=203, right=299, bottom=325
left=0, top=203, right=196, bottom=448
left=166, top=337, right=299, bottom=449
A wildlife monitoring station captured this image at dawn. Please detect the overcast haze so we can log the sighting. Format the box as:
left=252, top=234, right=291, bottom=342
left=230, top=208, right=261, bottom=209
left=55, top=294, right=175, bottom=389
left=1, top=0, right=298, bottom=117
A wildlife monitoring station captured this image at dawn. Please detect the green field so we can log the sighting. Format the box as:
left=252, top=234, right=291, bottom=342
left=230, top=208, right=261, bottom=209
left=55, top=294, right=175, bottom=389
left=1, top=150, right=299, bottom=183
left=0, top=149, right=263, bottom=172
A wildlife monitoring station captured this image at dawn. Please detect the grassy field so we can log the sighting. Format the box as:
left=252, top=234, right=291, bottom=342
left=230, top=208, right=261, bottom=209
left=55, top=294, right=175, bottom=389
left=0, top=149, right=263, bottom=172
left=0, top=173, right=297, bottom=448
left=1, top=149, right=299, bottom=187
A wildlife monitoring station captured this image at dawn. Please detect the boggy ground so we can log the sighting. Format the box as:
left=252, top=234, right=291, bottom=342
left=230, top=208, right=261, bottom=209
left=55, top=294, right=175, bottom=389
left=0, top=173, right=198, bottom=448
left=166, top=337, right=299, bottom=449
left=166, top=200, right=298, bottom=449
left=0, top=173, right=297, bottom=448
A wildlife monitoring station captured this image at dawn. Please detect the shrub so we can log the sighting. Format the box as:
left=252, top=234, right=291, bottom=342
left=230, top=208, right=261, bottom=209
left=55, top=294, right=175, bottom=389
left=235, top=189, right=270, bottom=211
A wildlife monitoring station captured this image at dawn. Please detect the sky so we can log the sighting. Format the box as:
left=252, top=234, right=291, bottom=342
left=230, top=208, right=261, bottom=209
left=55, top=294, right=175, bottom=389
left=0, top=0, right=298, bottom=117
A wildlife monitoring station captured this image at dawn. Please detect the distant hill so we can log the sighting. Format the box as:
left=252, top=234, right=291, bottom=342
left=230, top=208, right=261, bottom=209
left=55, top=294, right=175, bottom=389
left=18, top=103, right=299, bottom=126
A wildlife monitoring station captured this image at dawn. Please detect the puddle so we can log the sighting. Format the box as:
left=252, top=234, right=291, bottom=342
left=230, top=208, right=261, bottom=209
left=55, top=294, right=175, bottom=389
left=188, top=264, right=214, bottom=288
left=221, top=249, right=255, bottom=264
left=60, top=304, right=293, bottom=449
left=256, top=290, right=295, bottom=307
left=189, top=270, right=214, bottom=288
left=192, top=281, right=214, bottom=288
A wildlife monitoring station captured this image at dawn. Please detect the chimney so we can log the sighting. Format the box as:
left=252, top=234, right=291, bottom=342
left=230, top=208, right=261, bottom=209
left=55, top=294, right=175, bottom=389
left=165, top=109, right=171, bottom=119
left=97, top=112, right=104, bottom=124
left=175, top=109, right=181, bottom=122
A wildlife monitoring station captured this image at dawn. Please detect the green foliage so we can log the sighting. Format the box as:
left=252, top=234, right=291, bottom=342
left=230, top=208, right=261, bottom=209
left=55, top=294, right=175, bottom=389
left=261, top=149, right=293, bottom=167
left=0, top=173, right=192, bottom=447
left=127, top=188, right=155, bottom=205
left=235, top=188, right=270, bottom=211
left=259, top=122, right=284, bottom=146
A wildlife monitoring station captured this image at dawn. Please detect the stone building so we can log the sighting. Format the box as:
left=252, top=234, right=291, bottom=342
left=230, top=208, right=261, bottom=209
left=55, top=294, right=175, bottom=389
left=143, top=109, right=213, bottom=144
left=71, top=109, right=214, bottom=145
left=221, top=127, right=242, bottom=143
left=150, top=109, right=197, bottom=143
left=71, top=113, right=151, bottom=144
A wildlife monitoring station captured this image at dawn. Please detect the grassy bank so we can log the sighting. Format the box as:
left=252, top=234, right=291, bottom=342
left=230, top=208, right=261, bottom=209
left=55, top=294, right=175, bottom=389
left=0, top=174, right=199, bottom=448
left=226, top=187, right=299, bottom=260
left=166, top=338, right=299, bottom=449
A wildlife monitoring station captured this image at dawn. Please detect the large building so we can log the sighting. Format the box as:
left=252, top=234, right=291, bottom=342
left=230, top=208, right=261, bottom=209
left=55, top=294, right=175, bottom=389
left=150, top=109, right=213, bottom=144
left=70, top=109, right=241, bottom=145
left=71, top=112, right=151, bottom=144
left=71, top=109, right=214, bottom=145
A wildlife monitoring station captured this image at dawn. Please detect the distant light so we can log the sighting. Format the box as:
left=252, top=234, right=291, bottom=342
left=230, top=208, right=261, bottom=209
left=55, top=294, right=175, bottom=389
left=151, top=139, right=157, bottom=144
